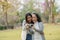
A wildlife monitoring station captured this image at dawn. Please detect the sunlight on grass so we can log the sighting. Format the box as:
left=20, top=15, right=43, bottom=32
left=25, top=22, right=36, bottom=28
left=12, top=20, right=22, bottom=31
left=0, top=24, right=60, bottom=40
left=0, top=29, right=21, bottom=40
left=44, top=24, right=60, bottom=40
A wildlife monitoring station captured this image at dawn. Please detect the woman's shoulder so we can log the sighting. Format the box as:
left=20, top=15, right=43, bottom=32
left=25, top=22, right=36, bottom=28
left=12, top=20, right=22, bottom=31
left=23, top=20, right=26, bottom=22
left=38, top=22, right=43, bottom=25
left=22, top=20, right=26, bottom=24
left=38, top=22, right=44, bottom=28
left=38, top=22, right=43, bottom=24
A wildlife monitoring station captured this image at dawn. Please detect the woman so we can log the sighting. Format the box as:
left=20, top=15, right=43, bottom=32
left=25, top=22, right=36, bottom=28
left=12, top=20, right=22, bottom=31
left=21, top=13, right=34, bottom=40
left=32, top=13, right=45, bottom=40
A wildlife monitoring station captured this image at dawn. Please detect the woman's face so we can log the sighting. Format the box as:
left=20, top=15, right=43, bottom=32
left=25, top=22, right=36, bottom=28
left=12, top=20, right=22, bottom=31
left=27, top=16, right=32, bottom=23
left=32, top=14, right=37, bottom=23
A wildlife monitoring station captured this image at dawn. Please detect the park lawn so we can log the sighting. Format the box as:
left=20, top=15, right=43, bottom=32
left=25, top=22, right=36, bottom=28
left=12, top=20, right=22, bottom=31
left=0, top=29, right=21, bottom=40
left=0, top=24, right=60, bottom=40
left=44, top=24, right=60, bottom=40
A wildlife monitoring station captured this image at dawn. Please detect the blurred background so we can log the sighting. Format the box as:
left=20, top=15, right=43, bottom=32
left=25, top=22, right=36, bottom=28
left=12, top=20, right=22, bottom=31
left=0, top=0, right=60, bottom=40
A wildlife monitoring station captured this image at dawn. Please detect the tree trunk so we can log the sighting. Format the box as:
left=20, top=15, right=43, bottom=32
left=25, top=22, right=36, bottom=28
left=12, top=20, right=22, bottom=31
left=2, top=0, right=8, bottom=29
left=49, top=0, right=55, bottom=23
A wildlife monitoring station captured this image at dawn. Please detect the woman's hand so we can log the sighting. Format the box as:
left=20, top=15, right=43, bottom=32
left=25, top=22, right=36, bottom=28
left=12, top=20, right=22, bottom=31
left=40, top=32, right=44, bottom=35
left=25, top=24, right=30, bottom=30
left=32, top=26, right=35, bottom=29
left=26, top=26, right=29, bottom=29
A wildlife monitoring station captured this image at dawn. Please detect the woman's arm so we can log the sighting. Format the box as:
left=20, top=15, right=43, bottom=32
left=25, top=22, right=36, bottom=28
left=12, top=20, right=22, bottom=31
left=22, top=20, right=27, bottom=31
left=33, top=22, right=44, bottom=34
left=21, top=20, right=27, bottom=40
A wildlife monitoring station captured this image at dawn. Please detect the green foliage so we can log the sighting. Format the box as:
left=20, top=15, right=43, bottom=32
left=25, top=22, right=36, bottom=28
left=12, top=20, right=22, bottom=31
left=0, top=26, right=7, bottom=30
left=0, top=1, right=13, bottom=10
left=52, top=6, right=58, bottom=16
left=57, top=18, right=60, bottom=22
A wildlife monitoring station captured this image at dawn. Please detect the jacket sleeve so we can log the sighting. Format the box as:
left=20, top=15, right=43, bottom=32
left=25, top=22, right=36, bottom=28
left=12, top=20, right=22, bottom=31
left=21, top=20, right=27, bottom=40
left=39, top=22, right=44, bottom=32
left=35, top=22, right=44, bottom=32
left=22, top=20, right=26, bottom=31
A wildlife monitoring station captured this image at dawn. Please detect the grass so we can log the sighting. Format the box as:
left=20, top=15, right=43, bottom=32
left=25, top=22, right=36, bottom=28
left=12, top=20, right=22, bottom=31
left=0, top=24, right=60, bottom=40
left=0, top=29, right=21, bottom=40
left=44, top=24, right=60, bottom=40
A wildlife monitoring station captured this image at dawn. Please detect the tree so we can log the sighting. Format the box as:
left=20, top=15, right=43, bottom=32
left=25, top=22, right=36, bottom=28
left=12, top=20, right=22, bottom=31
left=0, top=0, right=13, bottom=28
left=49, top=0, right=57, bottom=23
left=44, top=0, right=57, bottom=23
left=43, top=0, right=50, bottom=23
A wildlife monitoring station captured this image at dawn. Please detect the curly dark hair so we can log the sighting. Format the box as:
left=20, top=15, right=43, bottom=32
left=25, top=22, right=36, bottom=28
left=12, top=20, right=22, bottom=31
left=32, top=13, right=42, bottom=22
left=25, top=13, right=32, bottom=23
